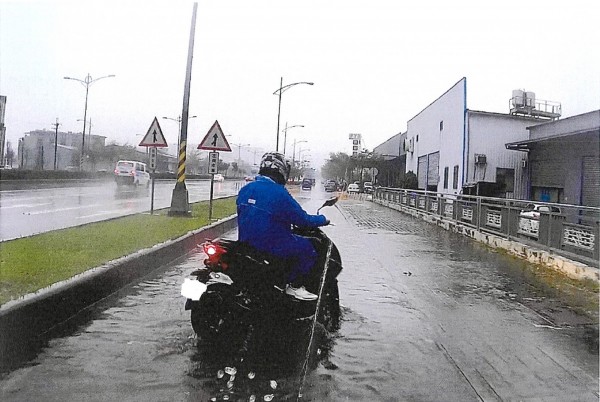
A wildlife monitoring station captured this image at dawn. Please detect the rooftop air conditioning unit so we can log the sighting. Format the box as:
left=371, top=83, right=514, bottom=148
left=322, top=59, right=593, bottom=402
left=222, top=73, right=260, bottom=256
left=512, top=89, right=525, bottom=107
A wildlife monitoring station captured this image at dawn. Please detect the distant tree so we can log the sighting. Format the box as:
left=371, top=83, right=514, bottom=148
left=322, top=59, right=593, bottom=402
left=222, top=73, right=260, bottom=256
left=401, top=171, right=418, bottom=189
left=321, top=152, right=351, bottom=182
left=186, top=149, right=202, bottom=174
left=218, top=160, right=229, bottom=174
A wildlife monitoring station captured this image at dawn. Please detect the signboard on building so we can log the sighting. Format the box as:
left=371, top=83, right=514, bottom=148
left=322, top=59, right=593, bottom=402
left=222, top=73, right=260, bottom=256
left=349, top=133, right=362, bottom=156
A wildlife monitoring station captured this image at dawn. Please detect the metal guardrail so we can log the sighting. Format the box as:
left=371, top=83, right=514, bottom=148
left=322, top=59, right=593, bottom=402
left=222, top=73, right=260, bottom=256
left=373, top=187, right=600, bottom=268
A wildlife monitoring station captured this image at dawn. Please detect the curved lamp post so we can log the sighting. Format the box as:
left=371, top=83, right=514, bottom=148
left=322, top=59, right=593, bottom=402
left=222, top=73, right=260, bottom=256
left=77, top=118, right=92, bottom=154
left=64, top=73, right=115, bottom=171
left=273, top=78, right=313, bottom=152
left=163, top=115, right=197, bottom=150
left=232, top=142, right=250, bottom=178
left=292, top=139, right=307, bottom=168
left=281, top=123, right=304, bottom=156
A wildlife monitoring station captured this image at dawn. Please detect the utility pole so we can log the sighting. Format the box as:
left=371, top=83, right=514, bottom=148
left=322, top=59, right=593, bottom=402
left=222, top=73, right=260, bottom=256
left=52, top=118, right=60, bottom=170
left=169, top=2, right=198, bottom=216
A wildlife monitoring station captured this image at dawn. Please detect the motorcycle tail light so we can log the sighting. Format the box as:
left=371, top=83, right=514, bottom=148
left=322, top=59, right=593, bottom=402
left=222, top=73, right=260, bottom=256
left=202, top=242, right=226, bottom=258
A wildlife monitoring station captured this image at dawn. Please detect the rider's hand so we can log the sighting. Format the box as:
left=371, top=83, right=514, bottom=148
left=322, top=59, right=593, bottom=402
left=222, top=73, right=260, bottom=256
left=324, top=220, right=331, bottom=226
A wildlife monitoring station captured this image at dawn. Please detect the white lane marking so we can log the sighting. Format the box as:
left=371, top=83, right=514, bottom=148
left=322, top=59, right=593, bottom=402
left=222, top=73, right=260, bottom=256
left=24, top=203, right=104, bottom=215
left=76, top=211, right=124, bottom=219
left=1, top=202, right=54, bottom=209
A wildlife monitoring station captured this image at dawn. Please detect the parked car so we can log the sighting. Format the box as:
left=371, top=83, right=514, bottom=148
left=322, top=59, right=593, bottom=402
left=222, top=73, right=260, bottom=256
left=301, top=178, right=312, bottom=191
left=213, top=173, right=225, bottom=182
left=519, top=203, right=562, bottom=219
left=347, top=183, right=360, bottom=193
left=363, top=181, right=373, bottom=194
left=114, top=160, right=150, bottom=187
left=324, top=180, right=337, bottom=192
left=518, top=203, right=563, bottom=238
left=244, top=176, right=254, bottom=182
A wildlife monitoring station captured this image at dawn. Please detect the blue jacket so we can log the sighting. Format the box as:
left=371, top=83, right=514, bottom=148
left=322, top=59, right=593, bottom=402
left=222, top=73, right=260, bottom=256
left=237, top=175, right=327, bottom=254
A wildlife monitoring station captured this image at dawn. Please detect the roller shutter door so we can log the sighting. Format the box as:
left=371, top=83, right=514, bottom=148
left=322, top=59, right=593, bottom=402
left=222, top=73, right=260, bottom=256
left=427, top=152, right=440, bottom=186
left=417, top=155, right=427, bottom=189
left=581, top=156, right=600, bottom=207
left=531, top=159, right=563, bottom=187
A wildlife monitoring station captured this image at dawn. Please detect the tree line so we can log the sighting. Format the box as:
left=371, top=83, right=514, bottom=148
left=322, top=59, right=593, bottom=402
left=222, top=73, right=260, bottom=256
left=321, top=151, right=417, bottom=188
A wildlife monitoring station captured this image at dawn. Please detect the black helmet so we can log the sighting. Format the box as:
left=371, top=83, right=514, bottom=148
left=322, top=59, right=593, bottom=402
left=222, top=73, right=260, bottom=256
left=259, top=152, right=291, bottom=185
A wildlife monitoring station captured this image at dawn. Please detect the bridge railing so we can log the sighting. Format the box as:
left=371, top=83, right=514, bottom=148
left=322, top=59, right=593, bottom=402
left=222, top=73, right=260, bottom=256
left=372, top=187, right=600, bottom=268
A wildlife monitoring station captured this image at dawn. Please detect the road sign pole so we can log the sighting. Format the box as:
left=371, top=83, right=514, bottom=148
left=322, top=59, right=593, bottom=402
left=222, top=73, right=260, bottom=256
left=207, top=151, right=219, bottom=221
left=209, top=175, right=214, bottom=221
left=150, top=148, right=157, bottom=214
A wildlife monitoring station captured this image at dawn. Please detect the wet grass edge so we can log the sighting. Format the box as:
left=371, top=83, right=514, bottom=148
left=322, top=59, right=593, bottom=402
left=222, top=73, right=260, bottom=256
left=0, top=197, right=237, bottom=305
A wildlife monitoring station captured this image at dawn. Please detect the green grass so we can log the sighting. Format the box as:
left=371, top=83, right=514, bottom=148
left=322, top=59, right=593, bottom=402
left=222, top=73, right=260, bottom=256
left=0, top=197, right=238, bottom=305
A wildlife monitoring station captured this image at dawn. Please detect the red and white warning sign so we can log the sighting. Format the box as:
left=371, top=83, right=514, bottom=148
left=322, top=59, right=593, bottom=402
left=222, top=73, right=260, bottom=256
left=139, top=117, right=168, bottom=147
left=198, top=120, right=231, bottom=151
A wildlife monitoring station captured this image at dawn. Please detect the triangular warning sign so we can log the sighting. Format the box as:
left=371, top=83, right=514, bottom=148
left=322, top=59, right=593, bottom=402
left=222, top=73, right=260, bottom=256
left=139, top=117, right=168, bottom=147
left=198, top=120, right=231, bottom=151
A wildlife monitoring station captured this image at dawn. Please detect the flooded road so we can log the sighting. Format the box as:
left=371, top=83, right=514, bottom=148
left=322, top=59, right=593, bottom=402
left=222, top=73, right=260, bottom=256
left=1, top=194, right=598, bottom=401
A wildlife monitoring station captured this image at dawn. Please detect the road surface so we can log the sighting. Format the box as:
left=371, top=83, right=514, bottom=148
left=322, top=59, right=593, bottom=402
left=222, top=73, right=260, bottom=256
left=0, top=188, right=597, bottom=401
left=0, top=179, right=241, bottom=241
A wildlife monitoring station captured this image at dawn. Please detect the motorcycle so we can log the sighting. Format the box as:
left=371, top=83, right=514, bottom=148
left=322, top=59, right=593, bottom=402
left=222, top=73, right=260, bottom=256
left=181, top=197, right=342, bottom=350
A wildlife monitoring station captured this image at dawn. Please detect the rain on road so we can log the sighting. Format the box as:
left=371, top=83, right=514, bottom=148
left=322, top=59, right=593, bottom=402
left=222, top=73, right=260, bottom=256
left=0, top=192, right=597, bottom=401
left=0, top=179, right=241, bottom=241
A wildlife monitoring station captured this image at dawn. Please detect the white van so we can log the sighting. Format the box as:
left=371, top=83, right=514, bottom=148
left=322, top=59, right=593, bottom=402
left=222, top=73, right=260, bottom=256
left=114, top=160, right=150, bottom=187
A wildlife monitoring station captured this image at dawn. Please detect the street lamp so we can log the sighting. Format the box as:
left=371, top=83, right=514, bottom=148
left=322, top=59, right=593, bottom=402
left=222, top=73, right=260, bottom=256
left=281, top=123, right=304, bottom=156
left=77, top=118, right=92, bottom=153
left=273, top=77, right=313, bottom=152
left=298, top=148, right=311, bottom=165
left=64, top=73, right=115, bottom=171
left=292, top=138, right=307, bottom=168
left=232, top=142, right=250, bottom=178
left=162, top=115, right=197, bottom=150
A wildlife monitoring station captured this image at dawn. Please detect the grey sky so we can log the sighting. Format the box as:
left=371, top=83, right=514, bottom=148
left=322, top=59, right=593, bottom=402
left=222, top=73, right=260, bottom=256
left=1, top=0, right=599, bottom=167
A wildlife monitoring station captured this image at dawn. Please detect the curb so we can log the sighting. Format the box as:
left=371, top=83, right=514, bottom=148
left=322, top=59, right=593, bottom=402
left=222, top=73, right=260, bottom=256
left=0, top=215, right=238, bottom=372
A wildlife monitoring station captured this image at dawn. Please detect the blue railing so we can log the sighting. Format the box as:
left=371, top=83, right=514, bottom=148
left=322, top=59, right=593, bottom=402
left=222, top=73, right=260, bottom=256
left=372, top=187, right=600, bottom=268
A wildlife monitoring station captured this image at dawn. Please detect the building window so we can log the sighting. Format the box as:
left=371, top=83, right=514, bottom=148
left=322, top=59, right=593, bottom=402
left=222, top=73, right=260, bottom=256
left=443, top=166, right=449, bottom=189
left=439, top=120, right=444, bottom=131
left=453, top=165, right=459, bottom=189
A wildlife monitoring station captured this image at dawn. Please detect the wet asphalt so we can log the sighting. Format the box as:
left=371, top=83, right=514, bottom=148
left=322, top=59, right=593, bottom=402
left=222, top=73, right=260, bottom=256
left=0, top=191, right=598, bottom=401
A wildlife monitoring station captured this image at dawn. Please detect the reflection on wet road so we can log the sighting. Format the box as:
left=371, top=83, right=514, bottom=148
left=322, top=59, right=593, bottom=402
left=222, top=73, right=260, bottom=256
left=1, top=195, right=598, bottom=401
left=0, top=180, right=241, bottom=240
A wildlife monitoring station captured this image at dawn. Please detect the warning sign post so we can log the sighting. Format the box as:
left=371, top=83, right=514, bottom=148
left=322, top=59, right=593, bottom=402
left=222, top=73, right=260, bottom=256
left=139, top=117, right=168, bottom=214
left=199, top=121, right=232, bottom=220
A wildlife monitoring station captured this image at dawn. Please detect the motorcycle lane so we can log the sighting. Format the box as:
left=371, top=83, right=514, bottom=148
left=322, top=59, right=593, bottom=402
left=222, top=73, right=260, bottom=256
left=0, top=190, right=598, bottom=401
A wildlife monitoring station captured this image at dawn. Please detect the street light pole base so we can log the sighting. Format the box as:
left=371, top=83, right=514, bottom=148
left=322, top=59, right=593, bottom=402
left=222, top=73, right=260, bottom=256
left=169, top=182, right=191, bottom=216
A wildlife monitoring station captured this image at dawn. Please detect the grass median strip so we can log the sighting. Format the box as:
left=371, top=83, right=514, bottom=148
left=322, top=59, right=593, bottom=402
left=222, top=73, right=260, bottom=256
left=0, top=197, right=237, bottom=306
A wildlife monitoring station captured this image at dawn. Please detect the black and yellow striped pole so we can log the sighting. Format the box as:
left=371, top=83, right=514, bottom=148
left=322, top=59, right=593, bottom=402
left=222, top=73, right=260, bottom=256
left=169, top=2, right=198, bottom=216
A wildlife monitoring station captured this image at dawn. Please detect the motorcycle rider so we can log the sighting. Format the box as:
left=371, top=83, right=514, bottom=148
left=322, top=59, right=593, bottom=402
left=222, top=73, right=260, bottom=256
left=236, top=152, right=329, bottom=301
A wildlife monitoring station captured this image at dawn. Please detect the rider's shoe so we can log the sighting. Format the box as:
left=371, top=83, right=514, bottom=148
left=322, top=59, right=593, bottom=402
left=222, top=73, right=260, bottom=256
left=285, top=285, right=318, bottom=301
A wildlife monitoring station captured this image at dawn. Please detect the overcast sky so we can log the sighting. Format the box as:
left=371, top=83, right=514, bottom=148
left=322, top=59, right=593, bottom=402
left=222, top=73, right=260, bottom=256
left=1, top=0, right=599, bottom=167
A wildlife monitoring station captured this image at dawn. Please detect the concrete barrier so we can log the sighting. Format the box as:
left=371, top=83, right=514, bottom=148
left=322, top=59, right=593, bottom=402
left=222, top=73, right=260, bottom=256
left=0, top=215, right=238, bottom=372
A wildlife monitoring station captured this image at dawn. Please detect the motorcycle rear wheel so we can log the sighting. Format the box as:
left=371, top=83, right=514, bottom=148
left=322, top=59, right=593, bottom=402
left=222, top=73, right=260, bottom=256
left=190, top=293, right=235, bottom=342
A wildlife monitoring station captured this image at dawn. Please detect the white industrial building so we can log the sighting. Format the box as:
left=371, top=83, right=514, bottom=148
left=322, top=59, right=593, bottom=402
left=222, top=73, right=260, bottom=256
left=400, top=77, right=560, bottom=198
